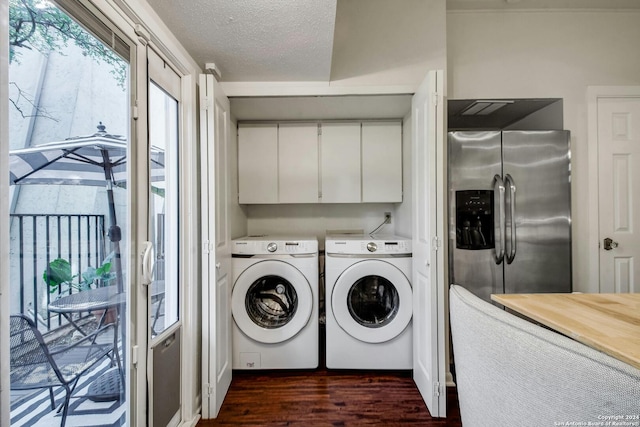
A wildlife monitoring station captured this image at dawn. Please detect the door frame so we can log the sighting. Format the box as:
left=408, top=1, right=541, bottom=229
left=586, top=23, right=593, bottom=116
left=587, top=86, right=640, bottom=293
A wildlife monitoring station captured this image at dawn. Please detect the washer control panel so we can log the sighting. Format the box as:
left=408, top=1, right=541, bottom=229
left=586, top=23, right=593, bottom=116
left=232, top=236, right=318, bottom=255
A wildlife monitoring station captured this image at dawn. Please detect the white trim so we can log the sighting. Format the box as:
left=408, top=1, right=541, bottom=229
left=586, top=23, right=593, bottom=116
left=131, top=39, right=150, bottom=427
left=179, top=71, right=200, bottom=427
left=586, top=86, right=640, bottom=293
left=148, top=47, right=182, bottom=100
left=221, top=82, right=416, bottom=97
left=179, top=415, right=201, bottom=427
left=105, top=0, right=201, bottom=75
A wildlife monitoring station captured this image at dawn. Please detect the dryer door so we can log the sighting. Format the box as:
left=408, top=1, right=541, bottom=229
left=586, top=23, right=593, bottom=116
left=232, top=259, right=313, bottom=344
left=332, top=259, right=412, bottom=343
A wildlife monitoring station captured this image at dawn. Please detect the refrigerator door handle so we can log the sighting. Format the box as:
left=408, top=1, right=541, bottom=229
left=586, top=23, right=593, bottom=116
left=493, top=174, right=506, bottom=264
left=505, top=174, right=517, bottom=264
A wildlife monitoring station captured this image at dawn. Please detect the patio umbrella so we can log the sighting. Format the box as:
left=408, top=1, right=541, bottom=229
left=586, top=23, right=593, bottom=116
left=9, top=122, right=165, bottom=293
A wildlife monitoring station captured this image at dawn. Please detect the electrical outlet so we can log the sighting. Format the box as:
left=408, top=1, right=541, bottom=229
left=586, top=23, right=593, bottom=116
left=384, top=212, right=392, bottom=224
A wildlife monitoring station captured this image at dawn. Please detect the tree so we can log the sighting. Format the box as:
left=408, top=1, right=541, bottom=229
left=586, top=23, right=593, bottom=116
left=9, top=0, right=126, bottom=119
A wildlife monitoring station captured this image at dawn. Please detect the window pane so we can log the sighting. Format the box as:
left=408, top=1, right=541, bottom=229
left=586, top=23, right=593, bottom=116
left=149, top=81, right=179, bottom=337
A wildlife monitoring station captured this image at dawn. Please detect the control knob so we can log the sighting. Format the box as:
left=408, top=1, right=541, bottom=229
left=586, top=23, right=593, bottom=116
left=367, top=242, right=377, bottom=252
left=267, top=242, right=278, bottom=253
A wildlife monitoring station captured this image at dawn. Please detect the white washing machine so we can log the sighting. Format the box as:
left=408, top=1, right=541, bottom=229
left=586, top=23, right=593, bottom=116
left=231, top=236, right=319, bottom=369
left=325, top=234, right=412, bottom=369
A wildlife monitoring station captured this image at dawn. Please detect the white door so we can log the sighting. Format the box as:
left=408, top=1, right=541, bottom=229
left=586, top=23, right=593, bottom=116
left=411, top=70, right=446, bottom=417
left=200, top=74, right=232, bottom=418
left=597, top=95, right=640, bottom=293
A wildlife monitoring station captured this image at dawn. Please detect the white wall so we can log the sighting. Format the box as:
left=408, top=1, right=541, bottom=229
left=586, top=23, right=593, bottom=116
left=505, top=100, right=563, bottom=130
left=447, top=9, right=640, bottom=292
left=330, top=0, right=446, bottom=87
left=246, top=203, right=396, bottom=250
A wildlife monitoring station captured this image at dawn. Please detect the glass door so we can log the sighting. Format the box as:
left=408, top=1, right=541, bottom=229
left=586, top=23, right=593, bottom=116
left=148, top=81, right=179, bottom=338
left=7, top=1, right=132, bottom=425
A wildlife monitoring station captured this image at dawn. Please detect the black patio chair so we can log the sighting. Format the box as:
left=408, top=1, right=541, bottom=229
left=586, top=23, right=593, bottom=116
left=10, top=314, right=117, bottom=427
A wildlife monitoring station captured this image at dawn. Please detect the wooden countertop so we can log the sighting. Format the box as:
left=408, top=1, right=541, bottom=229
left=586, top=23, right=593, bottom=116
left=491, top=292, right=640, bottom=370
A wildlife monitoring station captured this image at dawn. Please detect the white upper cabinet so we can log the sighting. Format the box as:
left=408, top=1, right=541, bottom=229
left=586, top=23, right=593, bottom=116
left=237, top=121, right=402, bottom=204
left=238, top=123, right=278, bottom=203
left=362, top=122, right=403, bottom=203
left=278, top=123, right=319, bottom=203
left=321, top=123, right=361, bottom=203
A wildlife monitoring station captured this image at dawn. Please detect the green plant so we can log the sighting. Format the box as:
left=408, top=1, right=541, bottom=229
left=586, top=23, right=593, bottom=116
left=43, top=252, right=116, bottom=294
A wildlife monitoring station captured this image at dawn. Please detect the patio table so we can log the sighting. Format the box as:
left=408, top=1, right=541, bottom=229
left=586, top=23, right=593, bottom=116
left=48, top=287, right=125, bottom=335
left=49, top=287, right=125, bottom=402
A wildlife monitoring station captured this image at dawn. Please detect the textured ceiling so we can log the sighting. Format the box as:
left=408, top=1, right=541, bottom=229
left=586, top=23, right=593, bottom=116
left=145, top=0, right=638, bottom=85
left=143, top=0, right=636, bottom=120
left=145, top=0, right=337, bottom=81
left=145, top=0, right=446, bottom=86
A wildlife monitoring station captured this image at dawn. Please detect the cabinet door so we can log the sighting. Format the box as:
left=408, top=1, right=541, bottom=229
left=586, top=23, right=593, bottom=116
left=278, top=123, right=319, bottom=203
left=362, top=122, right=402, bottom=203
left=321, top=123, right=361, bottom=203
left=238, top=123, right=278, bottom=203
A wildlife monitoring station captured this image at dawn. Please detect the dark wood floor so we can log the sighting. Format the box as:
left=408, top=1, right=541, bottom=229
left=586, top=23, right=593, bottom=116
left=197, top=369, right=462, bottom=426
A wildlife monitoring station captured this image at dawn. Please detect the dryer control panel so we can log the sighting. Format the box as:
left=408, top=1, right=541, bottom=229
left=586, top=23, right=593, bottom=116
left=325, top=234, right=411, bottom=255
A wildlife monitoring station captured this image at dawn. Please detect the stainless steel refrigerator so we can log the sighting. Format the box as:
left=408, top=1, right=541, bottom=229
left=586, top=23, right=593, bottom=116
left=448, top=131, right=572, bottom=303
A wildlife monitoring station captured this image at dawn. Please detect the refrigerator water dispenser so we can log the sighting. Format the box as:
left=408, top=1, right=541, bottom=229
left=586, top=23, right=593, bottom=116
left=456, top=190, right=494, bottom=250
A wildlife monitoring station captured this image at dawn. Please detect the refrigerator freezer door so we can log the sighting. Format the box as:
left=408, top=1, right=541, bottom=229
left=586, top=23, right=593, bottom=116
left=448, top=131, right=503, bottom=303
left=502, top=131, right=572, bottom=294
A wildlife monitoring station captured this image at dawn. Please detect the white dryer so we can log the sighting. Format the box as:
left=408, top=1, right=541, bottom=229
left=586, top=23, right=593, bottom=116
left=231, top=236, right=319, bottom=369
left=325, top=234, right=412, bottom=369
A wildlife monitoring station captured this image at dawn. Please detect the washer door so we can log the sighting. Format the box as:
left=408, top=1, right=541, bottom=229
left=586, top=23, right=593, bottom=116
left=232, top=259, right=312, bottom=344
left=332, top=259, right=412, bottom=344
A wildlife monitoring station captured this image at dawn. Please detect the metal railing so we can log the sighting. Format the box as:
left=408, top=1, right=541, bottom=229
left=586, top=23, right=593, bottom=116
left=9, top=214, right=107, bottom=331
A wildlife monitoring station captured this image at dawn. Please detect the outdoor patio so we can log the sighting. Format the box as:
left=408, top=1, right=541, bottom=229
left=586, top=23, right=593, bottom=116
left=10, top=354, right=126, bottom=427
left=9, top=213, right=127, bottom=426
